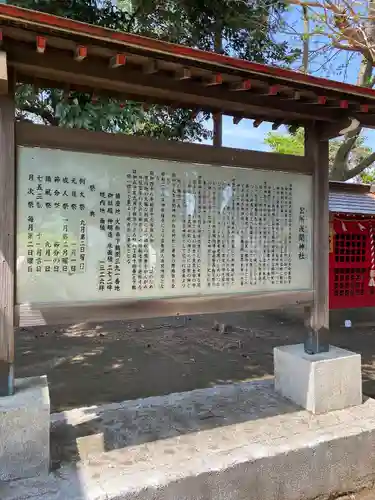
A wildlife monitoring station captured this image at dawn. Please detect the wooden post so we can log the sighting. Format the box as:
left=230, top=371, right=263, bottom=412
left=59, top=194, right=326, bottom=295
left=304, top=124, right=329, bottom=354
left=0, top=93, right=15, bottom=395
left=213, top=29, right=223, bottom=148
left=213, top=113, right=222, bottom=147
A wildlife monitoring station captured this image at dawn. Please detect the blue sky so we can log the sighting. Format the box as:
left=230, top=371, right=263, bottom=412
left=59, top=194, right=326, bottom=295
left=212, top=5, right=375, bottom=154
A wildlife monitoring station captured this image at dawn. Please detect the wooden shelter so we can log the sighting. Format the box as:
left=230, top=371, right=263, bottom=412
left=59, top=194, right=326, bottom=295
left=1, top=4, right=375, bottom=395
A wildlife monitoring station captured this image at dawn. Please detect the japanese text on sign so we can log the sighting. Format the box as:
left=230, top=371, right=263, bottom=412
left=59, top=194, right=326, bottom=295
left=17, top=147, right=313, bottom=303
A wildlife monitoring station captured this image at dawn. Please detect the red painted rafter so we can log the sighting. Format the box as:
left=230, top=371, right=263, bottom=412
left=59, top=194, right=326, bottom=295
left=75, top=45, right=87, bottom=61
left=230, top=80, right=251, bottom=91
left=110, top=53, right=126, bottom=68
left=1, top=4, right=373, bottom=102
left=36, top=35, right=46, bottom=53
left=268, top=85, right=279, bottom=96
left=206, top=74, right=223, bottom=86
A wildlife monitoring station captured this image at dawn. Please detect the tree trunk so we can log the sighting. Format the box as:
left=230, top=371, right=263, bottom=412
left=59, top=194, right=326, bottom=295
left=329, top=56, right=373, bottom=181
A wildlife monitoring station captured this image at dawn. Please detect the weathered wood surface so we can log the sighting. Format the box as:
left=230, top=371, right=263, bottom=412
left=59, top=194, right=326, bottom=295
left=0, top=94, right=15, bottom=395
left=304, top=125, right=329, bottom=353
left=16, top=122, right=312, bottom=174
left=16, top=290, right=313, bottom=327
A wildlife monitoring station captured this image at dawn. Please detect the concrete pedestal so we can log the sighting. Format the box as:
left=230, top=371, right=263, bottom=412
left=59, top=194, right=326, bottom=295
left=274, top=344, right=362, bottom=414
left=0, top=376, right=50, bottom=481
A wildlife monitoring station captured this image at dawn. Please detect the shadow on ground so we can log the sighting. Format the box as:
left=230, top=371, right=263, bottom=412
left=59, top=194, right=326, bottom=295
left=49, top=378, right=300, bottom=467
left=15, top=306, right=375, bottom=414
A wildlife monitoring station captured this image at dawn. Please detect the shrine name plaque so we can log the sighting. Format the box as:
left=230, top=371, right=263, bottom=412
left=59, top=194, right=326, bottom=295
left=16, top=146, right=312, bottom=304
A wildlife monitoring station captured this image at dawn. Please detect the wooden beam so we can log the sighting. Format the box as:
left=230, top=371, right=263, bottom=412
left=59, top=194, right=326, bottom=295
left=272, top=120, right=283, bottom=130
left=143, top=59, right=158, bottom=75
left=233, top=116, right=243, bottom=125
left=230, top=80, right=251, bottom=91
left=0, top=51, right=7, bottom=94
left=16, top=290, right=313, bottom=328
left=319, top=120, right=350, bottom=140
left=7, top=44, right=345, bottom=124
left=213, top=112, right=222, bottom=147
left=75, top=45, right=87, bottom=61
left=109, top=53, right=126, bottom=69
left=36, top=36, right=46, bottom=54
left=0, top=95, right=15, bottom=395
left=16, top=122, right=312, bottom=175
left=176, top=67, right=191, bottom=80
left=269, top=85, right=279, bottom=96
left=304, top=124, right=329, bottom=354
left=340, top=100, right=349, bottom=109
left=20, top=72, right=301, bottom=127
left=206, top=73, right=223, bottom=86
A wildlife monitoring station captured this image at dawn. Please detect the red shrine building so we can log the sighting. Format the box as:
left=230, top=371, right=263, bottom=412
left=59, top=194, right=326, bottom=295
left=329, top=181, right=375, bottom=309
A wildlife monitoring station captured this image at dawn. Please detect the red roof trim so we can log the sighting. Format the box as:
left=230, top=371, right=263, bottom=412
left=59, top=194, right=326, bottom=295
left=1, top=4, right=375, bottom=101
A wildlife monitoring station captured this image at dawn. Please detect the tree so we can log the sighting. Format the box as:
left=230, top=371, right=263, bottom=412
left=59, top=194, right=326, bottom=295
left=265, top=127, right=375, bottom=182
left=128, top=0, right=298, bottom=65
left=11, top=0, right=297, bottom=142
left=278, top=0, right=375, bottom=181
left=264, top=127, right=305, bottom=156
left=12, top=0, right=211, bottom=142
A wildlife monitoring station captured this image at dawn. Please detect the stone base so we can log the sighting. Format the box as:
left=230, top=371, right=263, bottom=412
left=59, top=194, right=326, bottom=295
left=0, top=376, right=50, bottom=481
left=274, top=343, right=362, bottom=413
left=2, top=380, right=375, bottom=500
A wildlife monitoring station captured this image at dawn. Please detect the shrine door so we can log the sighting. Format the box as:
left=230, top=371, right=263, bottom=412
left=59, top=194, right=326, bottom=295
left=329, top=217, right=375, bottom=309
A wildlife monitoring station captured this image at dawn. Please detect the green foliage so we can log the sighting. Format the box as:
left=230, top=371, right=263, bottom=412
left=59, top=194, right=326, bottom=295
left=130, top=0, right=299, bottom=65
left=265, top=128, right=374, bottom=182
left=11, top=0, right=297, bottom=141
left=358, top=169, right=375, bottom=184
left=264, top=128, right=305, bottom=156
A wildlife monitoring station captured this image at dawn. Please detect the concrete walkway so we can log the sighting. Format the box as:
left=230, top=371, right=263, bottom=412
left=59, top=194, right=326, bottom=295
left=2, top=379, right=375, bottom=499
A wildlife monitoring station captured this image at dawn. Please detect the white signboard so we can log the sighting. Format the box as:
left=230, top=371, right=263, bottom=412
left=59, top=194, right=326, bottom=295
left=16, top=146, right=312, bottom=304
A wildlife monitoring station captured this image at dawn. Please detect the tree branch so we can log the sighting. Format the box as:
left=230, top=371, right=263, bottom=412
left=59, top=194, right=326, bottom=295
left=18, top=103, right=59, bottom=126
left=343, top=151, right=375, bottom=180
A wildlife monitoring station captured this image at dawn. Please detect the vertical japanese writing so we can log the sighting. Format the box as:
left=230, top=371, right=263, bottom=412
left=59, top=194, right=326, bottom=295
left=160, top=171, right=165, bottom=290
left=27, top=215, right=34, bottom=273
left=61, top=219, right=69, bottom=273
left=114, top=193, right=121, bottom=292
left=19, top=147, right=312, bottom=305
left=79, top=220, right=87, bottom=272
left=298, top=207, right=308, bottom=260
left=171, top=173, right=177, bottom=289
left=25, top=172, right=92, bottom=275
left=97, top=190, right=121, bottom=293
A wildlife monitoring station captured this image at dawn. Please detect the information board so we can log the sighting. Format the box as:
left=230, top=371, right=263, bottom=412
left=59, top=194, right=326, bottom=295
left=16, top=146, right=313, bottom=304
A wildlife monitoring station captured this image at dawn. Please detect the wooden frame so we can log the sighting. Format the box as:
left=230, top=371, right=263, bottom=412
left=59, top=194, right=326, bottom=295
left=16, top=122, right=313, bottom=327
left=0, top=3, right=353, bottom=393
left=2, top=5, right=375, bottom=129
left=16, top=291, right=313, bottom=328
left=304, top=125, right=329, bottom=353
left=16, top=122, right=311, bottom=175
left=0, top=94, right=15, bottom=396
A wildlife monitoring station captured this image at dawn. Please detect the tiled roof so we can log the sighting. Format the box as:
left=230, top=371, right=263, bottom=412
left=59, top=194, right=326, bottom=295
left=329, top=190, right=375, bottom=215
